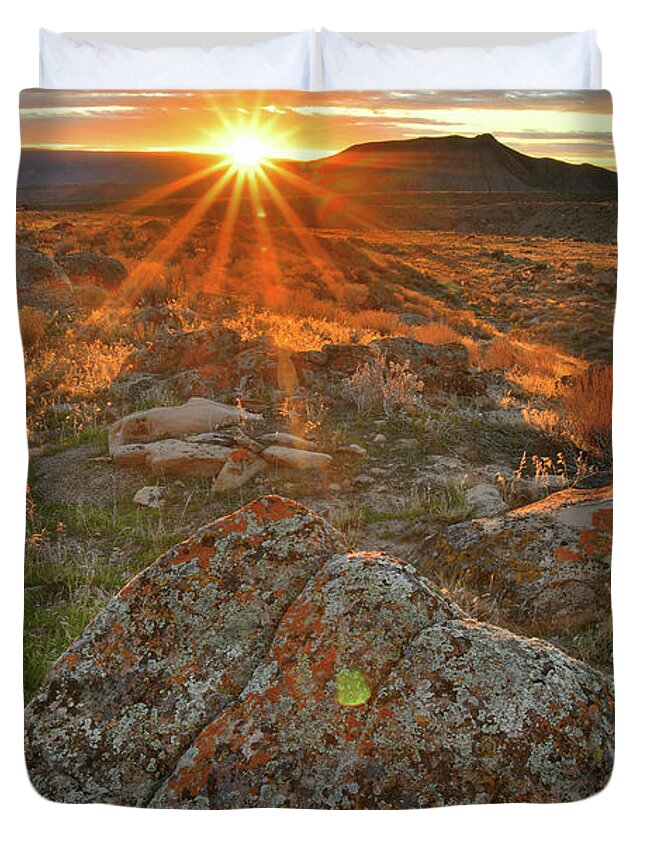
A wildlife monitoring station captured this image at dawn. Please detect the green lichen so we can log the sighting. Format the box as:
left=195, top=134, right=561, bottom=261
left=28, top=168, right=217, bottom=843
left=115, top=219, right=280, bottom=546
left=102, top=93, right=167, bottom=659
left=336, top=668, right=371, bottom=707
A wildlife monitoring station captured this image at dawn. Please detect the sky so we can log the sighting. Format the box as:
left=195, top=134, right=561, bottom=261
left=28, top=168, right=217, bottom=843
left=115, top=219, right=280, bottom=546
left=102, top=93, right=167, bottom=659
left=19, top=89, right=615, bottom=170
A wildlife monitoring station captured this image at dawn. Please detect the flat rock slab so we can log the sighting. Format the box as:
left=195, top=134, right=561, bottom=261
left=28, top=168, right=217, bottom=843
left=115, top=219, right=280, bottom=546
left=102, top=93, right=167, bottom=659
left=259, top=432, right=316, bottom=450
left=25, top=496, right=346, bottom=806
left=108, top=397, right=258, bottom=452
left=113, top=438, right=232, bottom=477
left=262, top=445, right=332, bottom=471
left=427, top=485, right=613, bottom=632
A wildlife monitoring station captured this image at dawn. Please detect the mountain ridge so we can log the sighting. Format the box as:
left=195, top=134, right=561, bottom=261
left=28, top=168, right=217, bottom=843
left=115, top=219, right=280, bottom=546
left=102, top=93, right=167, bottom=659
left=18, top=133, right=617, bottom=203
left=300, top=133, right=616, bottom=194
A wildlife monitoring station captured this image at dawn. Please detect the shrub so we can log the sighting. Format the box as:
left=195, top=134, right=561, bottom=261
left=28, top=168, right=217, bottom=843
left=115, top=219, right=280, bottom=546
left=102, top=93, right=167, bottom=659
left=343, top=352, right=424, bottom=417
left=19, top=306, right=48, bottom=350
left=562, top=366, right=613, bottom=461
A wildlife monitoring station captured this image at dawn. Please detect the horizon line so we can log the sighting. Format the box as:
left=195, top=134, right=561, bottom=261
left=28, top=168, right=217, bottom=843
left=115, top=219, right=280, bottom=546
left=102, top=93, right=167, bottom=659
left=19, top=132, right=618, bottom=173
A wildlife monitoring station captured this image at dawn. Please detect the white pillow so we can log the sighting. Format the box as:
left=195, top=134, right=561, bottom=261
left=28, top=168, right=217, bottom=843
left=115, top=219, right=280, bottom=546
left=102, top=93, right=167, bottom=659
left=39, top=29, right=316, bottom=90
left=321, top=30, right=601, bottom=90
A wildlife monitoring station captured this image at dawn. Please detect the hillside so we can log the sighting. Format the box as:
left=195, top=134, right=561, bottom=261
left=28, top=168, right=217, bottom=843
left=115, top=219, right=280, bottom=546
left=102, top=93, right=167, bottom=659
left=302, top=133, right=617, bottom=194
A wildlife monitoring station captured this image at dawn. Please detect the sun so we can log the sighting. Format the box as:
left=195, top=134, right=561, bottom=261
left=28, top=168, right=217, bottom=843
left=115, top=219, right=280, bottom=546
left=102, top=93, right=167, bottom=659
left=222, top=132, right=272, bottom=173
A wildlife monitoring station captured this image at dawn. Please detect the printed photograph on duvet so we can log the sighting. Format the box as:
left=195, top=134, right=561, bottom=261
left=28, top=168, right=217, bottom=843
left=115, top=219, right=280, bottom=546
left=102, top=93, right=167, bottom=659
left=18, top=89, right=616, bottom=808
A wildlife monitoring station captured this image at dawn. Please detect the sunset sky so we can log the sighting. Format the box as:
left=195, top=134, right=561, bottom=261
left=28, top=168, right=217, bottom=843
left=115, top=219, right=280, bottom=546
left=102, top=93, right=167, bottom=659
left=19, top=89, right=615, bottom=170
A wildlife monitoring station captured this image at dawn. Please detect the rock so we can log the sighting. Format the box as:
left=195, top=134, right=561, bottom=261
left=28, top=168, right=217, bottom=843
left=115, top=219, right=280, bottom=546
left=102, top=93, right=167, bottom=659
left=114, top=439, right=232, bottom=477
left=291, top=343, right=371, bottom=388
left=133, top=485, right=166, bottom=509
left=370, top=338, right=486, bottom=396
left=25, top=498, right=613, bottom=808
left=259, top=431, right=315, bottom=450
left=292, top=338, right=484, bottom=397
left=152, top=550, right=612, bottom=809
left=353, top=474, right=375, bottom=487
left=231, top=341, right=295, bottom=393
left=124, top=327, right=242, bottom=377
left=16, top=245, right=69, bottom=290
left=342, top=444, right=367, bottom=456
left=108, top=397, right=258, bottom=452
left=231, top=429, right=265, bottom=455
left=303, top=349, right=328, bottom=366
left=185, top=432, right=233, bottom=446
left=262, top=445, right=333, bottom=471
left=25, top=496, right=346, bottom=806
left=395, top=438, right=419, bottom=451
left=211, top=448, right=268, bottom=492
left=111, top=443, right=151, bottom=467
left=57, top=252, right=127, bottom=290
left=428, top=485, right=613, bottom=632
left=464, top=483, right=507, bottom=517
left=597, top=268, right=617, bottom=290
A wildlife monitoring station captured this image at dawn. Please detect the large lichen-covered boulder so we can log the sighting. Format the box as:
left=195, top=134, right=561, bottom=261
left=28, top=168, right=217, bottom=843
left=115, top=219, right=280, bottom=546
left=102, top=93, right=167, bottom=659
left=25, top=497, right=613, bottom=809
left=24, top=496, right=346, bottom=806
left=153, top=550, right=612, bottom=809
left=426, top=484, right=613, bottom=633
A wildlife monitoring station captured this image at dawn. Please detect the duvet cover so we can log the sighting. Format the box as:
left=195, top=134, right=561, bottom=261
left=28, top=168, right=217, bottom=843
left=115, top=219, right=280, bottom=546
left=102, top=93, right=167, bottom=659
left=18, top=88, right=616, bottom=808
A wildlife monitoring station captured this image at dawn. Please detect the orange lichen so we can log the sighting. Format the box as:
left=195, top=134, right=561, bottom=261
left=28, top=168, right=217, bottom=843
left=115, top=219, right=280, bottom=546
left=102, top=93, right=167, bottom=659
left=592, top=508, right=612, bottom=534
left=55, top=651, right=80, bottom=672
left=554, top=546, right=583, bottom=563
left=250, top=495, right=299, bottom=523
left=579, top=528, right=611, bottom=557
left=247, top=748, right=273, bottom=769
left=96, top=623, right=137, bottom=671
left=311, top=647, right=337, bottom=689
left=215, top=513, right=250, bottom=536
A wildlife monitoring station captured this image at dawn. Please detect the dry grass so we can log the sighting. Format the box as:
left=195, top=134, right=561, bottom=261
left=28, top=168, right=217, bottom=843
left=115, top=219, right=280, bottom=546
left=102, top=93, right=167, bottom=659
left=413, top=321, right=462, bottom=346
left=562, top=366, right=613, bottom=460
left=19, top=306, right=48, bottom=349
left=479, top=337, right=517, bottom=371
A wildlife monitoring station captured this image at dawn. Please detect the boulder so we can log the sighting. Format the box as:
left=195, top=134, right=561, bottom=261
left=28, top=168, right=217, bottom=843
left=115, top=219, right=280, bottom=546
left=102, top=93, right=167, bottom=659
left=291, top=343, right=371, bottom=388
left=464, top=483, right=507, bottom=517
left=57, top=251, right=127, bottom=290
left=108, top=397, right=258, bottom=452
left=25, top=497, right=613, bottom=809
left=16, top=245, right=70, bottom=290
left=211, top=448, right=268, bottom=492
left=262, top=445, right=333, bottom=471
left=370, top=338, right=486, bottom=396
left=113, top=438, right=232, bottom=477
left=25, top=496, right=346, bottom=806
left=427, top=485, right=612, bottom=632
left=292, top=338, right=484, bottom=397
left=153, top=550, right=612, bottom=809
left=123, top=327, right=241, bottom=377
left=133, top=485, right=166, bottom=509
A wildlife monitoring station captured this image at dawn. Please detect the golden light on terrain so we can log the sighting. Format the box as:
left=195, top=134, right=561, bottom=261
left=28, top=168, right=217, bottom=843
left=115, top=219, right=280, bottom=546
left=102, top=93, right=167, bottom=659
left=119, top=106, right=360, bottom=307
